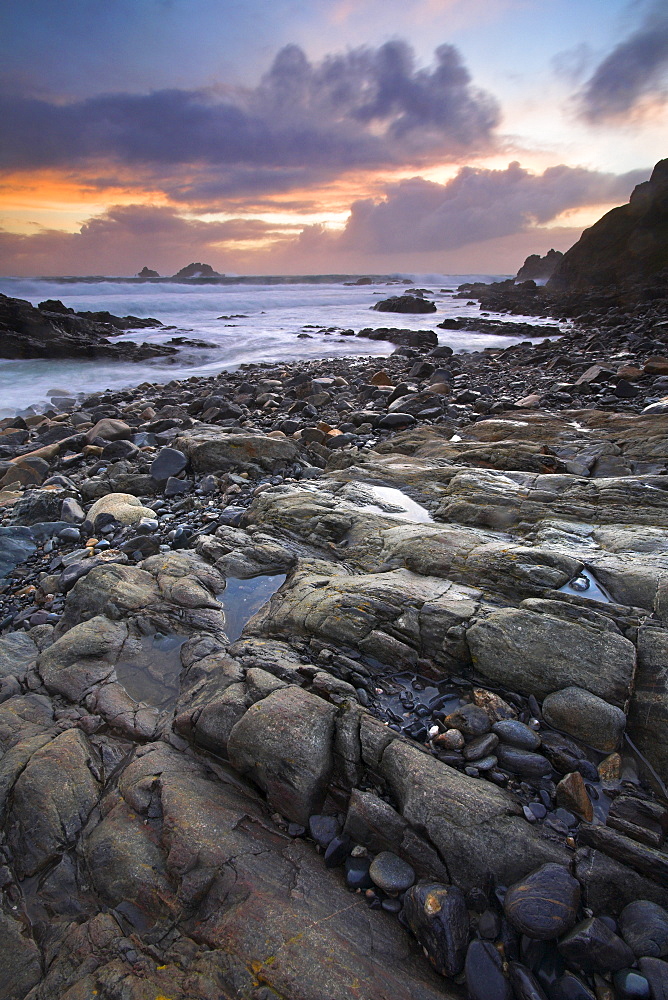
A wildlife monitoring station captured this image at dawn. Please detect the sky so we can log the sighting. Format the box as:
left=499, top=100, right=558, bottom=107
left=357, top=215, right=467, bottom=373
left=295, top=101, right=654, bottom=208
left=0, top=0, right=666, bottom=276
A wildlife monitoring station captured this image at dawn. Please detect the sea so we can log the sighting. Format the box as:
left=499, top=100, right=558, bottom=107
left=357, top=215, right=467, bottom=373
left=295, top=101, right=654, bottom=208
left=0, top=274, right=558, bottom=418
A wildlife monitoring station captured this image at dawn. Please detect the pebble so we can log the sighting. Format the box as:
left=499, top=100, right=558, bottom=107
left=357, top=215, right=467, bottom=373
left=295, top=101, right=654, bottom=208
left=613, top=970, right=651, bottom=999
left=465, top=939, right=513, bottom=1000
left=344, top=856, right=373, bottom=891
left=619, top=900, right=668, bottom=958
left=639, top=957, right=668, bottom=1000
left=478, top=909, right=502, bottom=940
left=556, top=771, right=593, bottom=823
left=403, top=882, right=469, bottom=977
left=150, top=447, right=188, bottom=483
left=444, top=704, right=491, bottom=737
left=368, top=852, right=416, bottom=894
left=550, top=972, right=596, bottom=999
left=508, top=961, right=550, bottom=1000
left=504, top=864, right=580, bottom=940
left=323, top=834, right=352, bottom=868
left=463, top=732, right=499, bottom=761
left=495, top=745, right=552, bottom=778
left=558, top=916, right=635, bottom=973
left=434, top=728, right=465, bottom=750
left=542, top=686, right=626, bottom=753
left=58, top=526, right=81, bottom=541
left=308, top=814, right=339, bottom=848
left=493, top=719, right=541, bottom=751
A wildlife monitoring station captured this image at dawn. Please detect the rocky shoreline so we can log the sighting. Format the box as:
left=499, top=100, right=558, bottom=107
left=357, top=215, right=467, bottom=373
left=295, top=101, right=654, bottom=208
left=1, top=294, right=668, bottom=1000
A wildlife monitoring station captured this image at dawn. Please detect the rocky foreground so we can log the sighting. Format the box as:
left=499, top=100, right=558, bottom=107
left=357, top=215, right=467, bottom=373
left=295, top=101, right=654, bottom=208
left=2, top=312, right=668, bottom=999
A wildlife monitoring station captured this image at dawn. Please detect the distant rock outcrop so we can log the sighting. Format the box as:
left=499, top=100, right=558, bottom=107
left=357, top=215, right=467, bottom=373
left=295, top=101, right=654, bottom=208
left=137, top=266, right=160, bottom=278
left=372, top=295, right=437, bottom=314
left=516, top=249, right=563, bottom=282
left=548, top=159, right=668, bottom=292
left=172, top=262, right=223, bottom=279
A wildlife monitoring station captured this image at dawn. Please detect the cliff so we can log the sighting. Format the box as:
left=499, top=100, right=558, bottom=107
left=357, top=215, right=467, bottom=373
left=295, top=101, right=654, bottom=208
left=548, top=158, right=668, bottom=292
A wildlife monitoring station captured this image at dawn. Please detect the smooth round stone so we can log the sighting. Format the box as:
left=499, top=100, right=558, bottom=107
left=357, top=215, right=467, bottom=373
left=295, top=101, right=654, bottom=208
left=444, top=704, right=491, bottom=736
left=613, top=970, right=651, bottom=999
left=369, top=852, right=416, bottom=894
left=478, top=909, right=502, bottom=940
left=435, top=728, right=465, bottom=750
left=344, top=856, right=373, bottom=891
left=620, top=900, right=668, bottom=958
left=542, top=687, right=626, bottom=753
left=493, top=719, right=541, bottom=751
left=550, top=971, right=596, bottom=999
left=404, top=882, right=469, bottom=977
left=308, top=814, right=339, bottom=848
left=465, top=939, right=513, bottom=1000
left=639, top=957, right=668, bottom=1000
left=150, top=447, right=188, bottom=483
left=508, top=961, right=549, bottom=1000
left=504, top=864, right=580, bottom=941
left=58, top=526, right=81, bottom=541
left=558, top=917, right=635, bottom=973
left=324, top=834, right=352, bottom=869
left=464, top=732, right=499, bottom=761
left=496, top=745, right=552, bottom=778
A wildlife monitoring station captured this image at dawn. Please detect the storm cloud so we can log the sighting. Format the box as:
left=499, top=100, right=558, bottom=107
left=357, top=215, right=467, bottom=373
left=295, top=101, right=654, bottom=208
left=313, top=162, right=649, bottom=254
left=0, top=41, right=499, bottom=200
left=577, top=1, right=668, bottom=120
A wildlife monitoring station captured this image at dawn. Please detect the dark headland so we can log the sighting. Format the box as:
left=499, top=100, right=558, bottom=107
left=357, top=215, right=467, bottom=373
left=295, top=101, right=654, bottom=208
left=0, top=161, right=668, bottom=1000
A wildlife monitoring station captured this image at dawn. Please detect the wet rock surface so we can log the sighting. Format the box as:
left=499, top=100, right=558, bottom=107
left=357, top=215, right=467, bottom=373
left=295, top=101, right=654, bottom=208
left=1, top=282, right=668, bottom=999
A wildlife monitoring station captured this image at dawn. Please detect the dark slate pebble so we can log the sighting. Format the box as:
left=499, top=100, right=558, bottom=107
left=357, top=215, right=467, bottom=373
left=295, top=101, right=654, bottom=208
left=164, top=476, right=192, bottom=497
left=369, top=852, right=415, bottom=893
left=382, top=897, right=402, bottom=914
left=575, top=759, right=599, bottom=782
left=496, top=745, right=552, bottom=778
left=404, top=882, right=469, bottom=977
left=324, top=834, right=352, bottom=868
left=444, top=704, right=491, bottom=737
left=493, top=719, right=541, bottom=751
left=613, top=970, right=651, bottom=999
left=171, top=525, right=192, bottom=549
left=549, top=971, right=596, bottom=1000
left=218, top=506, right=245, bottom=527
left=478, top=909, right=502, bottom=940
left=508, top=961, right=549, bottom=1000
left=465, top=939, right=513, bottom=1000
left=308, top=814, right=339, bottom=848
left=504, top=864, right=580, bottom=941
left=639, top=957, right=668, bottom=1000
left=287, top=823, right=305, bottom=837
left=344, top=856, right=373, bottom=891
left=378, top=412, right=416, bottom=428
left=464, top=732, right=499, bottom=761
left=150, top=447, right=188, bottom=482
left=620, top=900, right=668, bottom=958
left=57, top=526, right=81, bottom=541
left=558, top=917, right=635, bottom=973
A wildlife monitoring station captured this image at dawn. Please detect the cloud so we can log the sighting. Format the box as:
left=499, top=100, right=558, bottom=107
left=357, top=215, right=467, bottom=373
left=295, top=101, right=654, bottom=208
left=0, top=162, right=649, bottom=276
left=0, top=204, right=294, bottom=276
left=0, top=41, right=499, bottom=202
left=577, top=0, right=668, bottom=120
left=301, top=162, right=649, bottom=254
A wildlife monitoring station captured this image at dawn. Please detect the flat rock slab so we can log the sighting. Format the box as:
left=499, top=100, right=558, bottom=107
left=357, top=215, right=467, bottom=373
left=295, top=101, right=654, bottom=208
left=467, top=607, right=636, bottom=706
left=177, top=428, right=300, bottom=472
left=379, top=740, right=570, bottom=889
